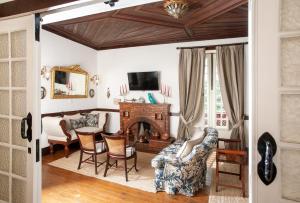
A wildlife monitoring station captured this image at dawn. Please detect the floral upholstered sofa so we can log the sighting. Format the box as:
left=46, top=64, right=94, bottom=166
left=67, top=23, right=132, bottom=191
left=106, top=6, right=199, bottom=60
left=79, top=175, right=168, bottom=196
left=151, top=127, right=218, bottom=196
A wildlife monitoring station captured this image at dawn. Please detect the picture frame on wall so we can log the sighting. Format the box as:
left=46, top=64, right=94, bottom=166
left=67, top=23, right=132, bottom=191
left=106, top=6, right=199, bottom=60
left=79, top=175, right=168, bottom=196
left=89, top=89, right=95, bottom=98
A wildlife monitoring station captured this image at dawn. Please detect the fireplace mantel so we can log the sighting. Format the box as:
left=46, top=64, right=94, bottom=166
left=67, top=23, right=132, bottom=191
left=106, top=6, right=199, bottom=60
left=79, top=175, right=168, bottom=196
left=119, top=102, right=174, bottom=153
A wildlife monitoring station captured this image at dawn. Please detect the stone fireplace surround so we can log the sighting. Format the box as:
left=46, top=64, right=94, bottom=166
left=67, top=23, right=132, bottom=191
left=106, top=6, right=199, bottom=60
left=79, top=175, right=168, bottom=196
left=119, top=102, right=175, bottom=153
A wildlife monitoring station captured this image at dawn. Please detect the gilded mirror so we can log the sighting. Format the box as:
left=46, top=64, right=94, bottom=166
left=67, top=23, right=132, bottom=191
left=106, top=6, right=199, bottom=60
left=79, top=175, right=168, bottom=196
left=50, top=65, right=88, bottom=99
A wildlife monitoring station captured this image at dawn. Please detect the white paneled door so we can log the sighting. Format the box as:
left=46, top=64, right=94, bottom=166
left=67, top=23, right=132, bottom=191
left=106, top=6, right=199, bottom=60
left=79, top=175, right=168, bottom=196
left=0, top=15, right=41, bottom=203
left=253, top=0, right=300, bottom=202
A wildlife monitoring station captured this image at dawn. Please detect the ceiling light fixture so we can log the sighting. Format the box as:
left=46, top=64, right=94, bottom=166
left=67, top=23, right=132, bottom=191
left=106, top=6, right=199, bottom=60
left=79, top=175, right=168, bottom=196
left=164, top=0, right=188, bottom=19
left=104, top=0, right=118, bottom=7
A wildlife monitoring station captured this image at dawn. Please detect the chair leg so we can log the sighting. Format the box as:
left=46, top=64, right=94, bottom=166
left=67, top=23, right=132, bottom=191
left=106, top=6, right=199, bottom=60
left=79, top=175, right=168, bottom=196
left=239, top=164, right=242, bottom=180
left=49, top=143, right=54, bottom=155
left=134, top=154, right=138, bottom=172
left=216, top=158, right=219, bottom=192
left=124, top=159, right=128, bottom=182
left=115, top=160, right=118, bottom=168
left=64, top=145, right=70, bottom=158
left=94, top=154, right=98, bottom=175
left=104, top=156, right=110, bottom=177
left=77, top=150, right=83, bottom=170
left=241, top=164, right=246, bottom=197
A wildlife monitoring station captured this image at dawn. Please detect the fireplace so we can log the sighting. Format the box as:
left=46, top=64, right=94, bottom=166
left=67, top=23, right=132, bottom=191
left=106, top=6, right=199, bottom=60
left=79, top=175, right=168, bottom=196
left=119, top=102, right=175, bottom=153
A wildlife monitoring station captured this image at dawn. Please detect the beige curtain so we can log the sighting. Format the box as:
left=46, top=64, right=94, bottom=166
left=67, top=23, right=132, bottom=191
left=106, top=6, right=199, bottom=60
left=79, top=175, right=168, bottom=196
left=216, top=45, right=245, bottom=149
left=177, top=48, right=206, bottom=140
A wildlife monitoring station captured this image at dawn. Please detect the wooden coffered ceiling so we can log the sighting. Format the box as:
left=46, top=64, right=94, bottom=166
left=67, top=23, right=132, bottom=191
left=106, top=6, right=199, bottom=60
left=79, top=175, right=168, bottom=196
left=42, top=0, right=248, bottom=50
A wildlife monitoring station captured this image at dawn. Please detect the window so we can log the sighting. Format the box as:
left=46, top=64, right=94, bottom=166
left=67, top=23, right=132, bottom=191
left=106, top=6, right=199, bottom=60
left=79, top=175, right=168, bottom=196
left=202, top=51, right=229, bottom=129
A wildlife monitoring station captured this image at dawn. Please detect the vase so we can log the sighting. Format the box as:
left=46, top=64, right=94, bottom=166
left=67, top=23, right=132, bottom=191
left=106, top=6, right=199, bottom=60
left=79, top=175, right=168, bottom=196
left=148, top=93, right=157, bottom=104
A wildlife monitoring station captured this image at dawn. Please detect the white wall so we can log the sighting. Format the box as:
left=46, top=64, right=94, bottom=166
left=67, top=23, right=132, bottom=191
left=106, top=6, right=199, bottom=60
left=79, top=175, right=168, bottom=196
left=96, top=37, right=248, bottom=139
left=40, top=30, right=98, bottom=147
left=40, top=30, right=98, bottom=114
left=40, top=33, right=249, bottom=147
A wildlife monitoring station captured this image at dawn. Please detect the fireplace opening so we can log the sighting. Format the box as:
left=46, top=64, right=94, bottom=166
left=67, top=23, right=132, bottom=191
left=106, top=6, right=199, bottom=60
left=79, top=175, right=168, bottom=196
left=127, top=120, right=160, bottom=143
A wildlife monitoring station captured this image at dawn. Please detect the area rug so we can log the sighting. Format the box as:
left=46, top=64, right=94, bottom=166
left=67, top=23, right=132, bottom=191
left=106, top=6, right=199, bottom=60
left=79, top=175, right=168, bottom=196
left=48, top=151, right=157, bottom=193
left=208, top=158, right=249, bottom=203
left=48, top=150, right=248, bottom=202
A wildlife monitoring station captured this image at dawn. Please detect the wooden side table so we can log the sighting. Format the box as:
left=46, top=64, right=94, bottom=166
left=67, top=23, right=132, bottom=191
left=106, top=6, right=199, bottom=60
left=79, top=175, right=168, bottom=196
left=216, top=138, right=247, bottom=197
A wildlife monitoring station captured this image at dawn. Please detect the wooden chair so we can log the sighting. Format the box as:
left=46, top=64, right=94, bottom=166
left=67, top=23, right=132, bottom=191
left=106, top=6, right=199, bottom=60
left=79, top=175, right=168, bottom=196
left=216, top=138, right=247, bottom=197
left=102, top=134, right=138, bottom=182
left=76, top=131, right=107, bottom=175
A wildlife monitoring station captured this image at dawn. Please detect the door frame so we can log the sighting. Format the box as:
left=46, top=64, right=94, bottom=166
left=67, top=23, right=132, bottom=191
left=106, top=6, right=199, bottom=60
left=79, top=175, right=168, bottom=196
left=249, top=0, right=257, bottom=202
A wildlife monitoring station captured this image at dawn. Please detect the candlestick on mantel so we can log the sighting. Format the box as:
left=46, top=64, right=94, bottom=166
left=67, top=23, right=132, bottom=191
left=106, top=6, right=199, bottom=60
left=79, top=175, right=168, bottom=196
left=160, top=83, right=171, bottom=103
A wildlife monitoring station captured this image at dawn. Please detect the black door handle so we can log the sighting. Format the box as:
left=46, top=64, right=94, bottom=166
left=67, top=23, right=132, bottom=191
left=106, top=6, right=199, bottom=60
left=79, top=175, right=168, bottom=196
left=257, top=132, right=277, bottom=185
left=21, top=113, right=32, bottom=142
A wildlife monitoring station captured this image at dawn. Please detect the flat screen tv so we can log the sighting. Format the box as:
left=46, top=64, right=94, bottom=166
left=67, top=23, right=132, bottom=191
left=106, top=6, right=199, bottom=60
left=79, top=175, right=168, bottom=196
left=127, top=71, right=160, bottom=91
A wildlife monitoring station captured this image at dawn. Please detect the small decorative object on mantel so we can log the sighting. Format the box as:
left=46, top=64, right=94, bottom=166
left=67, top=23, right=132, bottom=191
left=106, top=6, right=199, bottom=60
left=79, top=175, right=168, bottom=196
left=164, top=0, right=189, bottom=19
left=124, top=98, right=137, bottom=103
left=160, top=84, right=171, bottom=103
left=89, top=89, right=95, bottom=98
left=41, top=86, right=46, bottom=99
left=138, top=97, right=145, bottom=103
left=106, top=88, right=111, bottom=98
left=148, top=93, right=157, bottom=104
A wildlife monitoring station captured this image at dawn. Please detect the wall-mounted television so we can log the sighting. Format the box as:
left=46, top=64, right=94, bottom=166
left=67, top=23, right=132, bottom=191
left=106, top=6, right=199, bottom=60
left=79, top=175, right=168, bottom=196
left=127, top=71, right=160, bottom=91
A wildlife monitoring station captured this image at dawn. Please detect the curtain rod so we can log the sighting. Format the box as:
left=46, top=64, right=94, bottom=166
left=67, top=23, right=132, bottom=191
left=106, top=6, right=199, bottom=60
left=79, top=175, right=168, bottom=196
left=176, top=42, right=248, bottom=50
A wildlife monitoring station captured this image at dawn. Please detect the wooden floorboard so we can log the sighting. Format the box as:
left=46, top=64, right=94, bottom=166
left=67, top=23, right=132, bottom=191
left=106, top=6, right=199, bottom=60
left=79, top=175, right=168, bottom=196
left=42, top=148, right=209, bottom=203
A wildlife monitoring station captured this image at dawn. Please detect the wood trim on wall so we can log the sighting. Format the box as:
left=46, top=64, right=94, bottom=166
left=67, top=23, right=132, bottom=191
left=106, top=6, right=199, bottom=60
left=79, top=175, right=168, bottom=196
left=42, top=108, right=180, bottom=117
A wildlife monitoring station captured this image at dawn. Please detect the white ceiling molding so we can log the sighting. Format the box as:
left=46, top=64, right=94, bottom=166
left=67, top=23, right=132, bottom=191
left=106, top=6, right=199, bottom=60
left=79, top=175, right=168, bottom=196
left=42, top=0, right=162, bottom=25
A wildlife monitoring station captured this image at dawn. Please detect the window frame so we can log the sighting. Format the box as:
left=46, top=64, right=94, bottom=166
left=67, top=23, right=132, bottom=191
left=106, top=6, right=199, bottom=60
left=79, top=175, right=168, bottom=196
left=204, top=50, right=229, bottom=130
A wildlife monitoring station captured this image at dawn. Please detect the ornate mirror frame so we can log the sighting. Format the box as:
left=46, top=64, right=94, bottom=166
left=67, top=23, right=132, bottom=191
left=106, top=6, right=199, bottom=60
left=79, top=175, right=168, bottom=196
left=50, top=65, right=89, bottom=99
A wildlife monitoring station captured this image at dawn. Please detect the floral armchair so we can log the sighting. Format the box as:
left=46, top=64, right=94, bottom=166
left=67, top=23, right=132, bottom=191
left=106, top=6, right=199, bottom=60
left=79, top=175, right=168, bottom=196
left=151, top=127, right=218, bottom=196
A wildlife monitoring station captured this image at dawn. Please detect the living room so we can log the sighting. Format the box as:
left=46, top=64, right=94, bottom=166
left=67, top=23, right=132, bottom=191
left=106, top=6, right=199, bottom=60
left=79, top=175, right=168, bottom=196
left=39, top=0, right=249, bottom=202
left=2, top=0, right=299, bottom=203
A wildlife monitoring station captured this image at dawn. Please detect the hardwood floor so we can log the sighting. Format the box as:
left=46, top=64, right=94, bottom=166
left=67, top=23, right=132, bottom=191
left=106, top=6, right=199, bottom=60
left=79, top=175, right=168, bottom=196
left=42, top=147, right=210, bottom=203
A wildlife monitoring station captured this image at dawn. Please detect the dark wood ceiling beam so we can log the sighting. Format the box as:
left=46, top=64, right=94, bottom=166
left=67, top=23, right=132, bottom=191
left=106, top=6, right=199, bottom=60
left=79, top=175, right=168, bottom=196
left=0, top=0, right=78, bottom=18
left=184, top=27, right=194, bottom=38
left=185, top=0, right=248, bottom=27
left=111, top=14, right=183, bottom=29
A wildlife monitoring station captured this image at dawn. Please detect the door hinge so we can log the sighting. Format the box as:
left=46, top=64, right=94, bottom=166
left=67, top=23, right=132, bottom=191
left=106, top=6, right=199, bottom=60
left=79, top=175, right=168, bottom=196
left=36, top=139, right=40, bottom=162
left=35, top=13, right=41, bottom=42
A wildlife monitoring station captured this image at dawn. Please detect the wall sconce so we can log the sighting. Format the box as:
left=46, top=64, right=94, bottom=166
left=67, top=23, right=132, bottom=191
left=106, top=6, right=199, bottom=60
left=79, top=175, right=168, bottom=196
left=90, top=75, right=100, bottom=86
left=41, top=66, right=50, bottom=80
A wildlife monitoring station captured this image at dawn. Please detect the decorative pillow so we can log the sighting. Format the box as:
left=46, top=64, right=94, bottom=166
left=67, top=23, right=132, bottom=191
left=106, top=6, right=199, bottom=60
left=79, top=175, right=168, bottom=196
left=190, top=129, right=206, bottom=141
left=90, top=111, right=107, bottom=129
left=85, top=113, right=99, bottom=127
left=70, top=117, right=86, bottom=129
left=63, top=114, right=83, bottom=130
left=176, top=137, right=203, bottom=158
